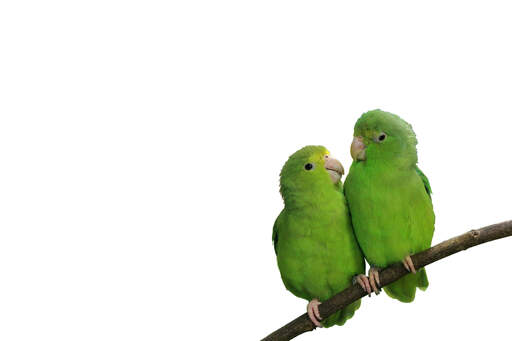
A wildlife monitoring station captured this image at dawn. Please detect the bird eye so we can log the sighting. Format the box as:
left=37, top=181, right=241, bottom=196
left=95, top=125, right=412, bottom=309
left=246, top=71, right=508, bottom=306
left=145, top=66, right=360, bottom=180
left=378, top=133, right=387, bottom=142
left=304, top=163, right=314, bottom=171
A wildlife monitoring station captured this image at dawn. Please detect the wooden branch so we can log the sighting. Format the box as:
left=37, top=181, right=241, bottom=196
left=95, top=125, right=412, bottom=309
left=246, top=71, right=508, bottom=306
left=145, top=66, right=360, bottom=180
left=262, top=220, right=512, bottom=341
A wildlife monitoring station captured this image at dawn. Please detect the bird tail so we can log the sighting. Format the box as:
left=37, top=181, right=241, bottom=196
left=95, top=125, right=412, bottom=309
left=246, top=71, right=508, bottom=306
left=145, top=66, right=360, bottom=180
left=320, top=299, right=361, bottom=328
left=383, top=268, right=428, bottom=303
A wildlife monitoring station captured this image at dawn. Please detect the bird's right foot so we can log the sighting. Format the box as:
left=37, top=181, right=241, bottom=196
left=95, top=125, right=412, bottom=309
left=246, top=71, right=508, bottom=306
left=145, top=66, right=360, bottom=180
left=307, top=298, right=322, bottom=327
left=353, top=274, right=372, bottom=296
left=402, top=254, right=416, bottom=273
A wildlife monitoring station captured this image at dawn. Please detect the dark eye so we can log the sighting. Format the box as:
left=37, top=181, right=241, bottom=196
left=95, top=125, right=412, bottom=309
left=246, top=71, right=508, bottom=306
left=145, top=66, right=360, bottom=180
left=304, top=163, right=314, bottom=171
left=378, top=133, right=387, bottom=142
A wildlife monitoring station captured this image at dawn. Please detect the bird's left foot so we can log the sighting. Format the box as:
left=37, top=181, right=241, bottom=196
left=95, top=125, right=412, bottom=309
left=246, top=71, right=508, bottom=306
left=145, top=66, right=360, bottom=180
left=402, top=254, right=416, bottom=273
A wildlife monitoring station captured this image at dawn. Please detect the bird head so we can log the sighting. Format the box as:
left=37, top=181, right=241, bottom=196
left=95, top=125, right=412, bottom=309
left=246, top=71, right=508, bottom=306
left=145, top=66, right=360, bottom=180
left=279, top=145, right=344, bottom=203
left=350, top=109, right=418, bottom=166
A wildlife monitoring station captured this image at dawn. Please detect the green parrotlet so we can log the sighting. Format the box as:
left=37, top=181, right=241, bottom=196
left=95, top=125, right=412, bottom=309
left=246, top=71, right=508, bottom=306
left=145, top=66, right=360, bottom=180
left=344, top=109, right=435, bottom=303
left=272, top=145, right=370, bottom=327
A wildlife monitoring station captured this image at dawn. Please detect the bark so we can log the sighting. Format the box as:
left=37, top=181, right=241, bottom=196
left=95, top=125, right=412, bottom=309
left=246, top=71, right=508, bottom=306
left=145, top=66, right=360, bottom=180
left=261, top=220, right=512, bottom=341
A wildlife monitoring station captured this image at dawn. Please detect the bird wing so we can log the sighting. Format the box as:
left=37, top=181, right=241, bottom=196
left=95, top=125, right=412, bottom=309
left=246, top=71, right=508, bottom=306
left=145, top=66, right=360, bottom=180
left=272, top=211, right=284, bottom=255
left=415, top=166, right=432, bottom=198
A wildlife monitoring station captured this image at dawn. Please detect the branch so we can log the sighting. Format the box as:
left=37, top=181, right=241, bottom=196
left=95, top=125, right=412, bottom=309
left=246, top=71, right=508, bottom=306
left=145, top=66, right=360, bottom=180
left=262, top=220, right=512, bottom=341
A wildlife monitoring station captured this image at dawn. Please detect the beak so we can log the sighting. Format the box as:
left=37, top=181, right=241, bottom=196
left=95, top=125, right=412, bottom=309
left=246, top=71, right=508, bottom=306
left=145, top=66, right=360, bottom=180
left=324, top=156, right=344, bottom=183
left=350, top=136, right=366, bottom=161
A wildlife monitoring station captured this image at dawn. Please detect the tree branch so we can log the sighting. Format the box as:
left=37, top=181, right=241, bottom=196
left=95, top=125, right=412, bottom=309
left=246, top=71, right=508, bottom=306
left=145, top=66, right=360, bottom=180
left=262, top=220, right=512, bottom=341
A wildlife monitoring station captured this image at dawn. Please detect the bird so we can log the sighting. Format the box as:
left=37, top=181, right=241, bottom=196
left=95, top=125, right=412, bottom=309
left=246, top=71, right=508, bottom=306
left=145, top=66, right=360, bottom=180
left=273, top=145, right=370, bottom=327
left=344, top=109, right=435, bottom=302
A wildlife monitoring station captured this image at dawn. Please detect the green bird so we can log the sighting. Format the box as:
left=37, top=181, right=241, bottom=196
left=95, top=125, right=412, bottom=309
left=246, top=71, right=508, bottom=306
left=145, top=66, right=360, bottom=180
left=344, top=109, right=435, bottom=303
left=272, top=145, right=370, bottom=327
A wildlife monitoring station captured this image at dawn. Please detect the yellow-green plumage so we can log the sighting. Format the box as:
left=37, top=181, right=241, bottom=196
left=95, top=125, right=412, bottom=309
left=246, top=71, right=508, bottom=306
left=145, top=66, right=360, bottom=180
left=344, top=109, right=435, bottom=302
left=273, top=146, right=365, bottom=327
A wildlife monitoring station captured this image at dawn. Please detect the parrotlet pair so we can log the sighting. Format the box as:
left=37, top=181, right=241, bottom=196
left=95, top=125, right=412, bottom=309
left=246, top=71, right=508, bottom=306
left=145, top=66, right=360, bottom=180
left=272, top=109, right=435, bottom=328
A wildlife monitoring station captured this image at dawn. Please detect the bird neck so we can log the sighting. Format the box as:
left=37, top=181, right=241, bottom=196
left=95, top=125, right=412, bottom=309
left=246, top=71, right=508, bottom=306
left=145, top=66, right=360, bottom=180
left=283, top=184, right=343, bottom=210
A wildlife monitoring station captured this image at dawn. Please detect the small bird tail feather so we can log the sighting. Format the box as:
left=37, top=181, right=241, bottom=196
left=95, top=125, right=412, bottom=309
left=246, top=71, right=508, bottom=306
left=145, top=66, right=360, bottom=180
left=321, top=299, right=361, bottom=328
left=383, top=268, right=428, bottom=303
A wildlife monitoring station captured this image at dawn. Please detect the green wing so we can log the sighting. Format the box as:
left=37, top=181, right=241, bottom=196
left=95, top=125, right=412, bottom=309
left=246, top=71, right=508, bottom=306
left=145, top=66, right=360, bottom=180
left=272, top=211, right=284, bottom=255
left=415, top=166, right=432, bottom=197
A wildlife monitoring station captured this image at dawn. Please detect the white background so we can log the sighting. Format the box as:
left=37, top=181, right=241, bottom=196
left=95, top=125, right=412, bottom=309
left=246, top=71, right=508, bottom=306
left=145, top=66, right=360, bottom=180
left=1, top=1, right=511, bottom=340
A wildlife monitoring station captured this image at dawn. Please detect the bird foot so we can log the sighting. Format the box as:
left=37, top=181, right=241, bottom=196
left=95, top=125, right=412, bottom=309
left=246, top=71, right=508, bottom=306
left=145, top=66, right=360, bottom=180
left=353, top=274, right=371, bottom=296
left=368, top=267, right=381, bottom=294
left=307, top=298, right=322, bottom=327
left=402, top=255, right=416, bottom=273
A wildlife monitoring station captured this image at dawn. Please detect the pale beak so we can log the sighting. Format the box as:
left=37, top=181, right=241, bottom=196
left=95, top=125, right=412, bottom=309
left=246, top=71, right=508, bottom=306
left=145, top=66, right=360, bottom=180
left=350, top=136, right=366, bottom=161
left=324, top=155, right=344, bottom=183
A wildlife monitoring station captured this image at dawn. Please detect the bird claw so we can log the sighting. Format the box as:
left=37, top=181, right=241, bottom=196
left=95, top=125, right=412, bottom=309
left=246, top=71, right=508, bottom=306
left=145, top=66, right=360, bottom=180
left=402, top=255, right=416, bottom=273
left=353, top=274, right=372, bottom=296
left=307, top=299, right=322, bottom=327
left=368, top=267, right=381, bottom=294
